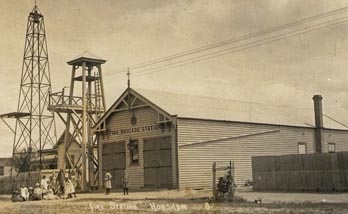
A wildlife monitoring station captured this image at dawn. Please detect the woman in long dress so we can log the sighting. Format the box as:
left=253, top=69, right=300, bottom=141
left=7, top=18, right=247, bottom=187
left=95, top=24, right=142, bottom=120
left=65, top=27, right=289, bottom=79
left=50, top=172, right=58, bottom=194
left=65, top=178, right=76, bottom=199
left=40, top=175, right=49, bottom=197
left=57, top=169, right=65, bottom=197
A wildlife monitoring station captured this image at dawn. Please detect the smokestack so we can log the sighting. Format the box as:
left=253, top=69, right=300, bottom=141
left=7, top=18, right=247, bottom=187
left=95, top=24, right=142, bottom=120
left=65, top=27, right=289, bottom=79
left=313, top=95, right=323, bottom=153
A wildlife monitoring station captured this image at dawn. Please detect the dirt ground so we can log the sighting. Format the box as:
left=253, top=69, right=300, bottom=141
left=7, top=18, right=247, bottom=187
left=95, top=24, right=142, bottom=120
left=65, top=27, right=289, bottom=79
left=1, top=189, right=348, bottom=214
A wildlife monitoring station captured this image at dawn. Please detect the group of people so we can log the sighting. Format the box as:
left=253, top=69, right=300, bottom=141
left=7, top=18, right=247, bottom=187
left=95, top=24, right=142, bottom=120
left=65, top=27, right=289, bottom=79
left=12, top=170, right=77, bottom=202
left=12, top=169, right=130, bottom=201
left=104, top=170, right=129, bottom=195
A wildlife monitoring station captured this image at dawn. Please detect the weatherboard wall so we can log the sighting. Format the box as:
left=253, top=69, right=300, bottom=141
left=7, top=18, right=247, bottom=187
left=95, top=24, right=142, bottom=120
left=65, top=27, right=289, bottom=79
left=323, top=129, right=348, bottom=153
left=176, top=118, right=316, bottom=190
left=98, top=106, right=177, bottom=189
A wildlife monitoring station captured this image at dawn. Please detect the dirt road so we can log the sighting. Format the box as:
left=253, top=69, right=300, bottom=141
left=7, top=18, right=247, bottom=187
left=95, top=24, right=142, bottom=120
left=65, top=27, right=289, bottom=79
left=1, top=190, right=348, bottom=213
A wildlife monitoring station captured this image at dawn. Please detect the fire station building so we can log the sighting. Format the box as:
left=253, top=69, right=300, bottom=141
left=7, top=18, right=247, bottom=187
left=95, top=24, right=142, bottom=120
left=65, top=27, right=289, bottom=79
left=94, top=88, right=348, bottom=190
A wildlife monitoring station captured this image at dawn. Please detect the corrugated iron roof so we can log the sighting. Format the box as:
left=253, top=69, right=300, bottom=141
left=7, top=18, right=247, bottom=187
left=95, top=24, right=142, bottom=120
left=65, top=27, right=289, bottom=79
left=133, top=88, right=348, bottom=130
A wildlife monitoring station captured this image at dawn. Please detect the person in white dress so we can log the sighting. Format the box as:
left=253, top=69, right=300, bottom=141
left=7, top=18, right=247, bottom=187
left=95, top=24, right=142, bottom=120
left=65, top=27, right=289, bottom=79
left=65, top=177, right=76, bottom=199
left=104, top=170, right=112, bottom=195
left=45, top=185, right=58, bottom=200
left=40, top=175, right=49, bottom=197
left=20, top=184, right=29, bottom=201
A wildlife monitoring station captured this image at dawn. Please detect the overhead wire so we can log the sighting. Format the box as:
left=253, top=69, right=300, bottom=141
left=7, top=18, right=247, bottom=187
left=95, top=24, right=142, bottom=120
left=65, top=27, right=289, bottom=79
left=133, top=16, right=348, bottom=77
left=103, top=68, right=128, bottom=77
left=323, top=114, right=348, bottom=128
left=104, top=14, right=348, bottom=82
left=99, top=7, right=348, bottom=125
left=103, top=6, right=348, bottom=77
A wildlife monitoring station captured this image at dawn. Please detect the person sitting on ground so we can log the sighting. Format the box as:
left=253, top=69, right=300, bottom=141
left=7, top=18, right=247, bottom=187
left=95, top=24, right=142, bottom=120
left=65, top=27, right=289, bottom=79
left=33, top=183, right=42, bottom=200
left=28, top=186, right=34, bottom=201
left=12, top=190, right=23, bottom=202
left=45, top=185, right=58, bottom=200
left=20, top=184, right=29, bottom=201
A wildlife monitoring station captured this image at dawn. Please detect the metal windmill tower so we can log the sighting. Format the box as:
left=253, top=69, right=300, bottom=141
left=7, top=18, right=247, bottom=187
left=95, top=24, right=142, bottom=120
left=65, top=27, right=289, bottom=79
left=49, top=52, right=106, bottom=191
left=0, top=5, right=57, bottom=180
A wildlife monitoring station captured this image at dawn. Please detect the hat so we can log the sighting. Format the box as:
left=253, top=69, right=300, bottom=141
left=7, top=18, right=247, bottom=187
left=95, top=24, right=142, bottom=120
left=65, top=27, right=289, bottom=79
left=35, top=183, right=40, bottom=186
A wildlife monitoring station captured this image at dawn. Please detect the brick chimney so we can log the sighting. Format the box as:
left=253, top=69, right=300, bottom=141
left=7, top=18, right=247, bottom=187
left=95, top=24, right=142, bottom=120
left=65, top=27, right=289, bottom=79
left=313, top=95, right=323, bottom=153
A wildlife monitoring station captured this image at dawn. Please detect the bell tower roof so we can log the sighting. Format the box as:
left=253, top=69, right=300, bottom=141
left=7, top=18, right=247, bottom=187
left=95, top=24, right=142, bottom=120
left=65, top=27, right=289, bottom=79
left=67, top=51, right=106, bottom=66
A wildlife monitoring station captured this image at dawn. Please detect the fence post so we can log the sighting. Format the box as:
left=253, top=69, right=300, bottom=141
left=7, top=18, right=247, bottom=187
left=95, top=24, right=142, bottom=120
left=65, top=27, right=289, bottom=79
left=213, top=162, right=216, bottom=201
left=229, top=160, right=235, bottom=200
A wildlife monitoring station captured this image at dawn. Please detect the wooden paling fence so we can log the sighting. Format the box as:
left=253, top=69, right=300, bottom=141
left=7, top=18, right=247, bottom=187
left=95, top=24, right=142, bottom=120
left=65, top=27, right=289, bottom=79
left=0, top=169, right=60, bottom=194
left=0, top=176, right=13, bottom=194
left=0, top=172, right=40, bottom=194
left=252, top=152, right=348, bottom=191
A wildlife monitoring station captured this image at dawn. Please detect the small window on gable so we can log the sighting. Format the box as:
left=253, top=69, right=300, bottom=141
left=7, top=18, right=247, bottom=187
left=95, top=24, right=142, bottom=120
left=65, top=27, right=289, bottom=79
left=328, top=143, right=336, bottom=153
left=298, top=142, right=307, bottom=154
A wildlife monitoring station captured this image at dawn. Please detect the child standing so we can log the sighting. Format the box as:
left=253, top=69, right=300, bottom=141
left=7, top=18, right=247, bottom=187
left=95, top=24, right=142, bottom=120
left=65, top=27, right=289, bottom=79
left=104, top=170, right=112, bottom=195
left=122, top=170, right=129, bottom=195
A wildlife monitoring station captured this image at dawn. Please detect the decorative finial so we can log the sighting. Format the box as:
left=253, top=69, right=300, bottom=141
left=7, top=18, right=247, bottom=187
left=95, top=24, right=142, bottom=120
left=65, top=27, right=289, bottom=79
left=127, top=67, right=131, bottom=89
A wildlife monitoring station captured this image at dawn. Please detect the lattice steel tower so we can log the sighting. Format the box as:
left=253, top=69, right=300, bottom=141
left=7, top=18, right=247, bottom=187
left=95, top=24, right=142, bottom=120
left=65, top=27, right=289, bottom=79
left=49, top=52, right=106, bottom=191
left=1, top=5, right=57, bottom=177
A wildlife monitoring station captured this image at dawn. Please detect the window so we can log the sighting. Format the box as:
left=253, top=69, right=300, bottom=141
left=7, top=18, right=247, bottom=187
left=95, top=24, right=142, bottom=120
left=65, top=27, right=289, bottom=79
left=0, top=166, right=4, bottom=176
left=129, top=140, right=139, bottom=164
left=298, top=143, right=307, bottom=154
left=328, top=143, right=336, bottom=153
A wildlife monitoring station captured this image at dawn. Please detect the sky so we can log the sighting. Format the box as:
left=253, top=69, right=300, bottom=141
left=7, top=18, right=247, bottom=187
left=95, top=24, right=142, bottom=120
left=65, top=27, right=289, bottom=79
left=1, top=0, right=348, bottom=157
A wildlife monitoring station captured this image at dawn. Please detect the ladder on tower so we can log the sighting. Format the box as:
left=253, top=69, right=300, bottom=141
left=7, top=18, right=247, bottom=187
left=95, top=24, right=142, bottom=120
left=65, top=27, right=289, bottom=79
left=94, top=72, right=103, bottom=120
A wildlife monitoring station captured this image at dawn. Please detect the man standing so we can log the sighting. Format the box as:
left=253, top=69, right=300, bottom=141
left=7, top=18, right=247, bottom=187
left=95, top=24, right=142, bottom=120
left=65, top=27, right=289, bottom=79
left=104, top=170, right=112, bottom=195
